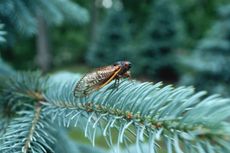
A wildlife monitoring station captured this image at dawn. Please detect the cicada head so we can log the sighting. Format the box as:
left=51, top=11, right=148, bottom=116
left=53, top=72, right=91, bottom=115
left=113, top=61, right=132, bottom=75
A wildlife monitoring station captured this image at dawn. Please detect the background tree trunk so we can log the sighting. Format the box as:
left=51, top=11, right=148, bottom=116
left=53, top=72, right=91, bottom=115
left=88, top=0, right=99, bottom=46
left=36, top=15, right=51, bottom=72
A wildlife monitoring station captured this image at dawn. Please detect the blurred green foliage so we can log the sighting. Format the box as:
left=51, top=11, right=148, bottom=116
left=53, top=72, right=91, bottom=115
left=0, top=24, right=6, bottom=43
left=130, top=0, right=184, bottom=83
left=51, top=25, right=89, bottom=66
left=0, top=0, right=89, bottom=70
left=0, top=0, right=89, bottom=37
left=180, top=3, right=230, bottom=96
left=3, top=37, right=36, bottom=69
left=86, top=5, right=131, bottom=67
left=0, top=0, right=230, bottom=94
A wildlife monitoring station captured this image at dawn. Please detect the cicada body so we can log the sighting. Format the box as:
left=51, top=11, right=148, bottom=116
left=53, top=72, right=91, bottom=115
left=74, top=61, right=131, bottom=97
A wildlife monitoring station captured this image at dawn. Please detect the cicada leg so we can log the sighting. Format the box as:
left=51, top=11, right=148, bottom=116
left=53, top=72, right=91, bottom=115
left=107, top=72, right=131, bottom=91
left=114, top=78, right=120, bottom=89
left=101, top=79, right=120, bottom=102
left=123, top=71, right=135, bottom=85
left=103, top=78, right=120, bottom=92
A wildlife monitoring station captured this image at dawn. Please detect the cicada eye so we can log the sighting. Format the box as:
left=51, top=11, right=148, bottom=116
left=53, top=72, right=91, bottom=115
left=128, top=63, right=131, bottom=68
left=124, top=61, right=131, bottom=69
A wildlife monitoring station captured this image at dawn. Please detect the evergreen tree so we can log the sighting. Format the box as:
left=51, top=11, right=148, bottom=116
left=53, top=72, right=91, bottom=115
left=0, top=0, right=89, bottom=37
left=0, top=23, right=6, bottom=43
left=1, top=57, right=230, bottom=153
left=86, top=3, right=131, bottom=67
left=133, top=0, right=185, bottom=83
left=0, top=0, right=89, bottom=71
left=180, top=4, right=230, bottom=96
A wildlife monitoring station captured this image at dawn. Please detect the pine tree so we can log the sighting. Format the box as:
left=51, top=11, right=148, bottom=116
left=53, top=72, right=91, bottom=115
left=0, top=23, right=6, bottom=43
left=86, top=3, right=131, bottom=67
left=0, top=0, right=89, bottom=71
left=133, top=0, right=185, bottom=83
left=1, top=57, right=230, bottom=153
left=180, top=4, right=230, bottom=96
left=0, top=0, right=89, bottom=37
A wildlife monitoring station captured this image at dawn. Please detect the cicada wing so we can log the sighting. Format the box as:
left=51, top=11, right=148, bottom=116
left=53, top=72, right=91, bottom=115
left=73, top=73, right=98, bottom=97
left=73, top=66, right=121, bottom=97
left=94, top=67, right=121, bottom=90
left=74, top=84, right=97, bottom=97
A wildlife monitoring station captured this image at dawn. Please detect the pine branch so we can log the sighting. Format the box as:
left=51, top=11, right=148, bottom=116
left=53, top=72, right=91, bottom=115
left=0, top=118, right=10, bottom=137
left=0, top=58, right=15, bottom=137
left=0, top=71, right=47, bottom=114
left=0, top=58, right=14, bottom=78
left=23, top=103, right=42, bottom=153
left=0, top=104, right=55, bottom=153
left=51, top=0, right=89, bottom=25
left=0, top=0, right=89, bottom=36
left=0, top=72, right=54, bottom=153
left=41, top=72, right=230, bottom=153
left=1, top=71, right=230, bottom=153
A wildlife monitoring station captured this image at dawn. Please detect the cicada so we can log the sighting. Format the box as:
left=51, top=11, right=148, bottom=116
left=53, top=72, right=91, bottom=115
left=74, top=61, right=131, bottom=97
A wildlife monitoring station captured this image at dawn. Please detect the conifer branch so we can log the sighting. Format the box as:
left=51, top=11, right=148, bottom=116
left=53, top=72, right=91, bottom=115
left=0, top=71, right=47, bottom=115
left=23, top=103, right=42, bottom=153
left=0, top=72, right=54, bottom=153
left=0, top=119, right=10, bottom=137
left=1, top=71, right=230, bottom=153
left=0, top=104, right=55, bottom=153
left=42, top=73, right=230, bottom=153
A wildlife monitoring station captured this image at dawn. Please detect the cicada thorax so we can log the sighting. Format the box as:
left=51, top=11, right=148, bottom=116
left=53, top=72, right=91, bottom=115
left=74, top=65, right=121, bottom=97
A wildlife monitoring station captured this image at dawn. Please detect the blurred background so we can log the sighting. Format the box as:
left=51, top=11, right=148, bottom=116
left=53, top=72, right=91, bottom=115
left=1, top=0, right=230, bottom=97
left=0, top=0, right=230, bottom=149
